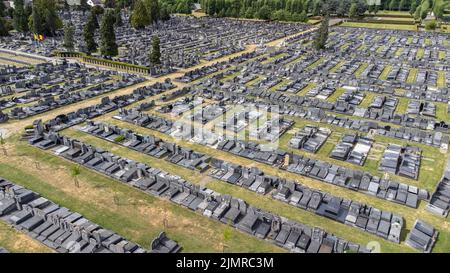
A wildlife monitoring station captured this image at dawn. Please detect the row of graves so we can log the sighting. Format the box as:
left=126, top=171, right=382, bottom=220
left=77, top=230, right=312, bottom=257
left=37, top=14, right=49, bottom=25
left=0, top=62, right=147, bottom=121
left=97, top=112, right=439, bottom=251
left=1, top=62, right=118, bottom=108
left=27, top=126, right=370, bottom=253
left=379, top=144, right=422, bottom=180
left=114, top=104, right=428, bottom=210
left=79, top=121, right=212, bottom=173
left=113, top=15, right=311, bottom=74
left=209, top=161, right=404, bottom=245
left=0, top=178, right=181, bottom=253
left=214, top=137, right=426, bottom=209
left=56, top=11, right=312, bottom=76
left=81, top=120, right=406, bottom=244
left=23, top=80, right=175, bottom=132
left=193, top=81, right=449, bottom=150
left=199, top=53, right=449, bottom=133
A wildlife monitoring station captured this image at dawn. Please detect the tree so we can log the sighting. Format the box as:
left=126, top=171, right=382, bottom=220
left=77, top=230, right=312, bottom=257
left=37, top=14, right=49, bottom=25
left=105, top=0, right=116, bottom=8
left=349, top=2, right=357, bottom=18
left=29, top=0, right=62, bottom=36
left=410, top=1, right=418, bottom=15
left=63, top=23, right=75, bottom=51
left=84, top=12, right=97, bottom=54
left=100, top=9, right=118, bottom=57
left=0, top=18, right=8, bottom=36
left=257, top=5, right=271, bottom=20
left=80, top=0, right=90, bottom=13
left=149, top=35, right=161, bottom=65
left=0, top=1, right=5, bottom=17
left=160, top=5, right=171, bottom=21
left=131, top=0, right=150, bottom=29
left=146, top=0, right=160, bottom=23
left=425, top=20, right=436, bottom=30
left=314, top=15, right=329, bottom=50
left=13, top=0, right=28, bottom=33
left=70, top=165, right=81, bottom=188
left=114, top=7, right=123, bottom=26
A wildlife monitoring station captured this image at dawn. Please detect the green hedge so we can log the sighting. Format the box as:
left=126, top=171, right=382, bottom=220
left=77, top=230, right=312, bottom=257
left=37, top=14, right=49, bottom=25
left=347, top=19, right=416, bottom=25
left=54, top=51, right=150, bottom=73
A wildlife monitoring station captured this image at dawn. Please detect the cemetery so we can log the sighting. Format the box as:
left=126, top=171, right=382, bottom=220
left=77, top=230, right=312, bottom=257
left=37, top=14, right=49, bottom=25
left=25, top=124, right=369, bottom=253
left=0, top=177, right=181, bottom=253
left=1, top=3, right=450, bottom=254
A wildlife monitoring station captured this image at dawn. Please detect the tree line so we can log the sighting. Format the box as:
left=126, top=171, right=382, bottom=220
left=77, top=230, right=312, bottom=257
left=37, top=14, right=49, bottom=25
left=199, top=0, right=374, bottom=21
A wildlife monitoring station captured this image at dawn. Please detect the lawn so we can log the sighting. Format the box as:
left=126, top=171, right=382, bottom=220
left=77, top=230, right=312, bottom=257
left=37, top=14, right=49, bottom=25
left=0, top=221, right=52, bottom=253
left=341, top=22, right=417, bottom=31
left=0, top=139, right=283, bottom=253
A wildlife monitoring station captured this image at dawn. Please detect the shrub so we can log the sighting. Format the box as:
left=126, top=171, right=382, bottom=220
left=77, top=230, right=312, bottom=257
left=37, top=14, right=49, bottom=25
left=425, top=20, right=437, bottom=30
left=114, top=135, right=125, bottom=143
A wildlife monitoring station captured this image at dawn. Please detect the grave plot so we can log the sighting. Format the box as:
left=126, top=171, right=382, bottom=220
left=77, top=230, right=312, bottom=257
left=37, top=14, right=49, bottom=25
left=157, top=96, right=205, bottom=117
left=330, top=134, right=373, bottom=166
left=379, top=144, right=422, bottom=180
left=210, top=162, right=403, bottom=244
left=415, top=70, right=438, bottom=87
left=336, top=87, right=365, bottom=106
left=27, top=128, right=368, bottom=253
left=276, top=80, right=308, bottom=94
left=358, top=95, right=398, bottom=122
left=305, top=84, right=336, bottom=100
left=0, top=178, right=181, bottom=253
left=214, top=106, right=263, bottom=134
left=184, top=103, right=230, bottom=125
left=405, top=219, right=438, bottom=253
left=249, top=116, right=294, bottom=142
left=288, top=125, right=331, bottom=153
left=386, top=66, right=410, bottom=82
left=427, top=172, right=450, bottom=217
left=406, top=101, right=436, bottom=118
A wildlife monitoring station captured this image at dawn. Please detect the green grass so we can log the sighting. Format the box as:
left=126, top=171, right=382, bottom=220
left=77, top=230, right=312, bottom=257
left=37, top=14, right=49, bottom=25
left=341, top=22, right=417, bottom=31
left=327, top=87, right=346, bottom=102
left=396, top=97, right=409, bottom=114
left=407, top=68, right=418, bottom=83
left=354, top=63, right=369, bottom=77
left=0, top=221, right=52, bottom=253
left=379, top=65, right=392, bottom=80
left=359, top=93, right=377, bottom=108
left=1, top=141, right=283, bottom=253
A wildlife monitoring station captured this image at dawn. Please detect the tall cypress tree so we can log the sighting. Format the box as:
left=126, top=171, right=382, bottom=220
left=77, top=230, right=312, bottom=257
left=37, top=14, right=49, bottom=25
left=0, top=18, right=9, bottom=36
left=84, top=12, right=97, bottom=54
left=13, top=0, right=28, bottom=33
left=314, top=15, right=329, bottom=50
left=131, top=0, right=150, bottom=29
left=149, top=35, right=161, bottom=65
left=100, top=9, right=118, bottom=57
left=63, top=23, right=75, bottom=51
left=147, top=0, right=160, bottom=23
